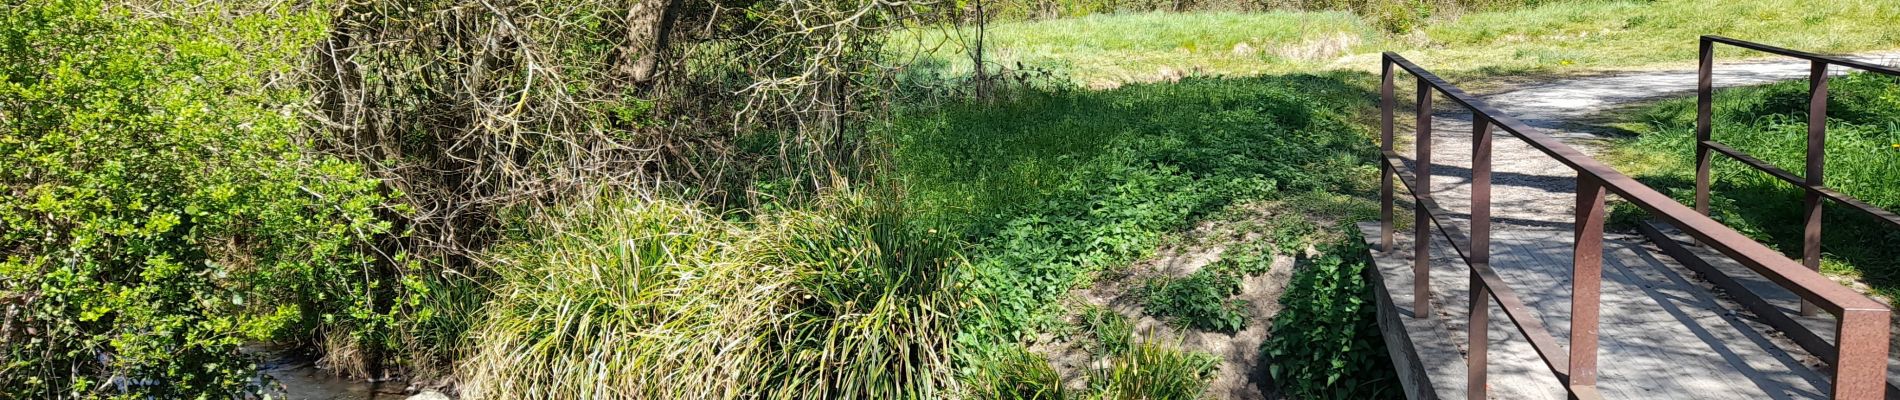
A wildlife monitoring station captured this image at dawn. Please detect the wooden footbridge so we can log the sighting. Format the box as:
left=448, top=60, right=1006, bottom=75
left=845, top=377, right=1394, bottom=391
left=1361, top=36, right=1900, bottom=399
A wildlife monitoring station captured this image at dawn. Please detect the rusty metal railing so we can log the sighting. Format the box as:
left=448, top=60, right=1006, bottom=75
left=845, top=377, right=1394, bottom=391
left=1694, top=35, right=1900, bottom=319
left=1379, top=49, right=1891, bottom=399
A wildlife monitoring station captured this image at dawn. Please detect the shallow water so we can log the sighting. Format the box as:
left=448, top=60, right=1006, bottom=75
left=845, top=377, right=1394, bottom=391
left=248, top=345, right=411, bottom=400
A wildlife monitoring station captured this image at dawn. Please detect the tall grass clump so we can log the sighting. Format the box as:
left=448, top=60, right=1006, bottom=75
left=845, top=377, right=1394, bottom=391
left=1610, top=72, right=1900, bottom=301
left=755, top=196, right=962, bottom=398
left=1089, top=342, right=1220, bottom=399
left=459, top=192, right=959, bottom=399
left=460, top=197, right=786, bottom=398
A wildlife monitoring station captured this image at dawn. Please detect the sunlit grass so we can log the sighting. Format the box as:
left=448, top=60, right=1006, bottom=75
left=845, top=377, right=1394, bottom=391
left=891, top=11, right=1378, bottom=87
left=1606, top=73, right=1900, bottom=302
left=1405, top=0, right=1900, bottom=77
left=893, top=0, right=1900, bottom=88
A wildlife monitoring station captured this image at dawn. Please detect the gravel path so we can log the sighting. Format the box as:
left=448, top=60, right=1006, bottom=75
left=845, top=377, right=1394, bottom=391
left=1385, top=52, right=1900, bottom=399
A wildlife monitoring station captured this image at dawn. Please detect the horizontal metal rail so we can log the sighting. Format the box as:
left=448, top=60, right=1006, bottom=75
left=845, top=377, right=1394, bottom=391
left=1700, top=141, right=1900, bottom=229
left=1380, top=46, right=1891, bottom=399
left=1381, top=153, right=1572, bottom=383
left=1705, top=35, right=1900, bottom=77
left=1695, top=35, right=1900, bottom=317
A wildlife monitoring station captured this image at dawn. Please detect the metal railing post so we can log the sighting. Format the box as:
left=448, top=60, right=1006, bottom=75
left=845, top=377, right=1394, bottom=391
left=1382, top=57, right=1397, bottom=253
left=1468, top=115, right=1494, bottom=400
left=1468, top=274, right=1490, bottom=400
left=1801, top=60, right=1828, bottom=316
left=1414, top=75, right=1434, bottom=316
left=1569, top=175, right=1607, bottom=393
left=1834, top=309, right=1892, bottom=399
left=1695, top=38, right=1716, bottom=220
left=1472, top=117, right=1492, bottom=267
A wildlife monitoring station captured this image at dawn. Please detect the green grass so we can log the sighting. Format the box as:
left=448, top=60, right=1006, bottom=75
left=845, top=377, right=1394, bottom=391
left=1408, top=0, right=1900, bottom=78
left=1606, top=72, right=1900, bottom=302
left=1089, top=342, right=1222, bottom=399
left=893, top=11, right=1379, bottom=87
left=886, top=70, right=1393, bottom=396
left=891, top=73, right=1379, bottom=341
left=895, top=0, right=1900, bottom=88
left=460, top=193, right=959, bottom=399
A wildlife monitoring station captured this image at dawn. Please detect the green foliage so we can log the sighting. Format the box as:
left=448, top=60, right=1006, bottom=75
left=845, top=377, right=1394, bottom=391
left=1080, top=306, right=1134, bottom=356
left=757, top=196, right=963, bottom=399
left=1417, top=0, right=1900, bottom=77
left=461, top=192, right=958, bottom=399
left=1261, top=238, right=1397, bottom=399
left=1608, top=72, right=1900, bottom=303
left=0, top=1, right=397, bottom=397
left=1089, top=342, right=1220, bottom=400
left=908, top=75, right=1377, bottom=347
left=970, top=345, right=1070, bottom=400
left=1137, top=239, right=1284, bottom=333
left=1140, top=270, right=1250, bottom=333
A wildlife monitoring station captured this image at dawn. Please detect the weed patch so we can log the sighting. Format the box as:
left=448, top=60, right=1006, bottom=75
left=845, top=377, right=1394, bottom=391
left=1261, top=237, right=1398, bottom=399
left=1140, top=269, right=1251, bottom=333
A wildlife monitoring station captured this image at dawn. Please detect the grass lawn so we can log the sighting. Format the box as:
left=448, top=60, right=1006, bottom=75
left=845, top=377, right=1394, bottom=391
left=1606, top=72, right=1900, bottom=302
left=896, top=0, right=1900, bottom=88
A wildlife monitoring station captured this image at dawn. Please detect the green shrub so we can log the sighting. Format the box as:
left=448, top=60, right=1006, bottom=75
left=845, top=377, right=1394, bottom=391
left=1261, top=238, right=1397, bottom=399
left=0, top=1, right=393, bottom=397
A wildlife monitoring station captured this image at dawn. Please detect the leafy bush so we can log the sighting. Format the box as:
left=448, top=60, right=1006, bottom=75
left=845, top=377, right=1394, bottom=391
left=1261, top=238, right=1397, bottom=399
left=0, top=1, right=394, bottom=397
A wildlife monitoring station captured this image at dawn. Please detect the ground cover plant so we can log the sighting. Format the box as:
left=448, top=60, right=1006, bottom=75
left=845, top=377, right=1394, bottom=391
left=887, top=69, right=1394, bottom=396
left=891, top=73, right=1378, bottom=340
left=1261, top=238, right=1396, bottom=399
left=1608, top=72, right=1900, bottom=302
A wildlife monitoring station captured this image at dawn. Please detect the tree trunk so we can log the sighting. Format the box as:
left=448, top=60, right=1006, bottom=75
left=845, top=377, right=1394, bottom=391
left=618, top=0, right=683, bottom=86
